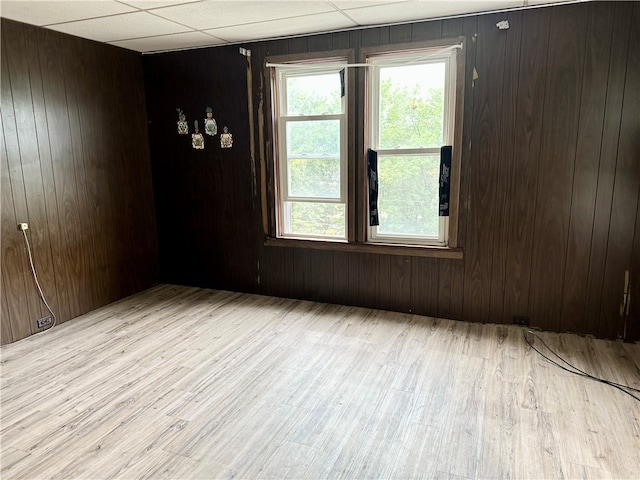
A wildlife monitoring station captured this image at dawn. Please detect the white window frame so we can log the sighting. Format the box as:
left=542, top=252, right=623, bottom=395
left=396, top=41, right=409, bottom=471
left=273, top=60, right=349, bottom=241
left=366, top=47, right=459, bottom=247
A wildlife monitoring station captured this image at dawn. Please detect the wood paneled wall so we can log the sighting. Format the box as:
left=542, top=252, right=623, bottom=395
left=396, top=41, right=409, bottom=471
left=1, top=19, right=159, bottom=345
left=143, top=47, right=258, bottom=293
left=145, top=1, right=640, bottom=339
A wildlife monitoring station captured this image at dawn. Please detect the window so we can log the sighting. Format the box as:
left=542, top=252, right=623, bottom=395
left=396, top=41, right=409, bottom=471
left=267, top=39, right=464, bottom=256
left=273, top=59, right=348, bottom=241
left=366, top=47, right=459, bottom=246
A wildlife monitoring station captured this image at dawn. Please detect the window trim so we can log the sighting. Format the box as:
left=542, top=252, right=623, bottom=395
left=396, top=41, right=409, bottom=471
left=264, top=236, right=463, bottom=259
left=276, top=62, right=348, bottom=206
left=263, top=38, right=466, bottom=258
left=360, top=38, right=466, bottom=249
left=265, top=49, right=357, bottom=242
left=366, top=48, right=457, bottom=246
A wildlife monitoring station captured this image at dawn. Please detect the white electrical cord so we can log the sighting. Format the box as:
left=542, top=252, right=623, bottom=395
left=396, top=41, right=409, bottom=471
left=21, top=228, right=57, bottom=331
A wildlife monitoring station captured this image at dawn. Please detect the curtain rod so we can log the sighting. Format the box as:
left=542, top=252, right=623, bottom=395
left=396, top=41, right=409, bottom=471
left=265, top=43, right=462, bottom=69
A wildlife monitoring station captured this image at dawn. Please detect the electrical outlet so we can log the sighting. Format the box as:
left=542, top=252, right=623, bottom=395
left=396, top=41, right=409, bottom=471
left=513, top=315, right=530, bottom=326
left=18, top=223, right=28, bottom=231
left=37, top=316, right=52, bottom=329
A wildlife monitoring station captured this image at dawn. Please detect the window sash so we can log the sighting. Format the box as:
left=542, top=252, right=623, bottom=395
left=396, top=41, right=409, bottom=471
left=279, top=114, right=346, bottom=203
left=369, top=152, right=448, bottom=245
left=370, top=219, right=449, bottom=244
left=366, top=47, right=458, bottom=246
left=275, top=62, right=348, bottom=240
left=279, top=201, right=347, bottom=241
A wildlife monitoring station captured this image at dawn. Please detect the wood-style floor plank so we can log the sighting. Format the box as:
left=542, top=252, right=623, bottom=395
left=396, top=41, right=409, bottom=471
left=1, top=284, right=638, bottom=479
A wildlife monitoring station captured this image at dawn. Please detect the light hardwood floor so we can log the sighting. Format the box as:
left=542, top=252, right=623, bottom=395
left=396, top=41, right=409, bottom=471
left=1, top=284, right=639, bottom=479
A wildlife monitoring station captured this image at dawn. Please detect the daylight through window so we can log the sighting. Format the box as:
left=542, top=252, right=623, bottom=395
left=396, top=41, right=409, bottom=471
left=274, top=61, right=348, bottom=240
left=269, top=40, right=464, bottom=252
left=367, top=48, right=458, bottom=246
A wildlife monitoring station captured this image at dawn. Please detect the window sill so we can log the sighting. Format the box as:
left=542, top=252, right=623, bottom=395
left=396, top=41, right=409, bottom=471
left=264, top=237, right=463, bottom=259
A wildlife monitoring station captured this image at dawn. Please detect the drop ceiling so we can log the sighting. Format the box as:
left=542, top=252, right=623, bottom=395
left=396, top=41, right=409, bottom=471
left=0, top=0, right=578, bottom=53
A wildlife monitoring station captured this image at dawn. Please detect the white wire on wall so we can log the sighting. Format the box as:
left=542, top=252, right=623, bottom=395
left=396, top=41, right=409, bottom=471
left=21, top=228, right=57, bottom=331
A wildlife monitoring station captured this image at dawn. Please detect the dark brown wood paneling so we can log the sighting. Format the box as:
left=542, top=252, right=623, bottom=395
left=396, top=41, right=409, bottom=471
left=288, top=36, right=309, bottom=55
left=583, top=3, right=633, bottom=336
left=309, top=250, right=334, bottom=303
left=379, top=26, right=390, bottom=45
left=630, top=189, right=640, bottom=341
left=488, top=10, right=522, bottom=324
left=438, top=259, right=464, bottom=320
left=528, top=5, right=588, bottom=332
left=1, top=110, right=30, bottom=343
left=332, top=31, right=351, bottom=50
left=390, top=256, right=411, bottom=313
left=389, top=24, right=412, bottom=44
left=1, top=283, right=12, bottom=344
left=501, top=7, right=550, bottom=328
left=259, top=245, right=285, bottom=297
left=308, top=32, right=332, bottom=52
left=377, top=255, right=391, bottom=311
left=442, top=18, right=464, bottom=38
left=411, top=20, right=442, bottom=42
left=332, top=250, right=351, bottom=306
left=60, top=34, right=101, bottom=311
left=437, top=259, right=453, bottom=319
left=348, top=253, right=360, bottom=306
left=4, top=22, right=57, bottom=326
left=1, top=19, right=158, bottom=344
left=114, top=46, right=159, bottom=295
left=361, top=27, right=382, bottom=47
left=462, top=13, right=507, bottom=324
left=5, top=2, right=635, bottom=344
left=559, top=3, right=615, bottom=334
left=597, top=2, right=640, bottom=339
left=411, top=258, right=438, bottom=316
left=284, top=249, right=297, bottom=299
left=144, top=44, right=256, bottom=293
left=22, top=18, right=68, bottom=322
left=1, top=26, right=42, bottom=336
left=37, top=28, right=85, bottom=320
left=293, top=248, right=311, bottom=300
left=357, top=253, right=379, bottom=308
left=377, top=254, right=411, bottom=313
left=141, top=1, right=636, bottom=340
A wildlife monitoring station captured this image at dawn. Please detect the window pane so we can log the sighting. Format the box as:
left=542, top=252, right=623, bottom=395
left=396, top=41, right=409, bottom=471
left=289, top=157, right=340, bottom=198
left=285, top=202, right=345, bottom=238
left=286, top=73, right=342, bottom=116
left=377, top=155, right=440, bottom=237
left=287, top=120, right=340, bottom=156
left=378, top=62, right=445, bottom=149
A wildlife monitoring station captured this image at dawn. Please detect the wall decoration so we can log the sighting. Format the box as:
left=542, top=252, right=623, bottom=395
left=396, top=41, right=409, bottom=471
left=192, top=120, right=204, bottom=149
left=204, top=107, right=217, bottom=136
left=439, top=146, right=452, bottom=216
left=220, top=126, right=233, bottom=148
left=367, top=149, right=379, bottom=226
left=176, top=108, right=189, bottom=134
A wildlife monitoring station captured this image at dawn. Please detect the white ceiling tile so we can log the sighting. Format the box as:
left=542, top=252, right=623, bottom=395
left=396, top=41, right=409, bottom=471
left=0, top=1, right=136, bottom=26
left=526, top=0, right=582, bottom=5
left=151, top=0, right=336, bottom=30
left=204, top=11, right=357, bottom=42
left=0, top=0, right=580, bottom=53
left=110, top=31, right=224, bottom=52
left=341, top=0, right=523, bottom=24
left=331, top=0, right=409, bottom=9
left=47, top=11, right=192, bottom=42
left=117, top=0, right=202, bottom=8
